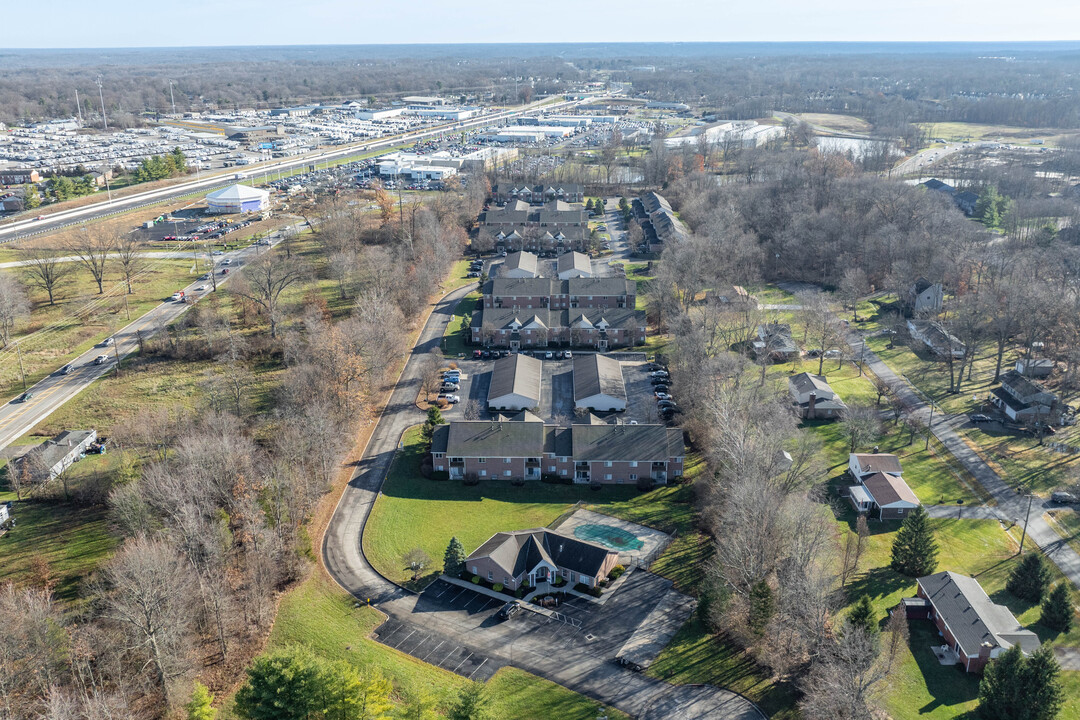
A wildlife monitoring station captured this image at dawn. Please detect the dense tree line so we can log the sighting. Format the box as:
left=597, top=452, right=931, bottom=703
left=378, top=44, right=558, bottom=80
left=0, top=178, right=475, bottom=718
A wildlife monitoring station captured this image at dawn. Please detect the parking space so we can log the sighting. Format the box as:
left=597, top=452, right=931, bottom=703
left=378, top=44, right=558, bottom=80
left=622, top=360, right=668, bottom=424
left=373, top=616, right=497, bottom=681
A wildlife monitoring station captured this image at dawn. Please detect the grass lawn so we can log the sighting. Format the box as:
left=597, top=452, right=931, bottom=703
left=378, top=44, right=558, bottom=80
left=216, top=572, right=627, bottom=719
left=442, top=291, right=480, bottom=358
left=797, top=113, right=872, bottom=135
left=748, top=284, right=798, bottom=306
left=1045, top=509, right=1080, bottom=556
left=363, top=426, right=642, bottom=590
left=0, top=479, right=120, bottom=607
left=442, top=259, right=481, bottom=293
left=919, top=121, right=1074, bottom=146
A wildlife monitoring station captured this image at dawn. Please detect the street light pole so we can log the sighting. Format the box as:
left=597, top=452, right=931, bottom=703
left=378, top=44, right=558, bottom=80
left=1019, top=489, right=1034, bottom=554
left=925, top=396, right=936, bottom=451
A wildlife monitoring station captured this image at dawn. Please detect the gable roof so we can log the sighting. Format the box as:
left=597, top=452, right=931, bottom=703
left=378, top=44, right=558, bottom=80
left=918, top=571, right=1040, bottom=656
left=566, top=277, right=635, bottom=297
left=557, top=251, right=592, bottom=275
left=445, top=420, right=545, bottom=458
left=467, top=528, right=616, bottom=579
left=571, top=423, right=682, bottom=462
left=488, top=354, right=543, bottom=404
left=503, top=251, right=539, bottom=277
left=574, top=354, right=626, bottom=402
left=852, top=453, right=904, bottom=476
left=489, top=277, right=561, bottom=298
left=789, top=372, right=836, bottom=400
left=861, top=472, right=920, bottom=508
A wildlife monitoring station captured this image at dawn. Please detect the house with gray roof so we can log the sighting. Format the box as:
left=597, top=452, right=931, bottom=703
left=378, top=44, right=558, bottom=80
left=431, top=419, right=684, bottom=484
left=574, top=354, right=627, bottom=412
left=557, top=251, right=593, bottom=279
left=487, top=354, right=543, bottom=411
left=908, top=571, right=1040, bottom=673
left=502, top=251, right=540, bottom=279
left=905, top=277, right=944, bottom=314
left=464, top=528, right=618, bottom=590
left=990, top=369, right=1059, bottom=422
left=907, top=319, right=966, bottom=359
left=789, top=372, right=846, bottom=419
left=12, top=429, right=98, bottom=482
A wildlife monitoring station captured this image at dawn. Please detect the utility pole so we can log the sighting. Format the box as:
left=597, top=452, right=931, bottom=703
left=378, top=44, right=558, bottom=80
left=15, top=341, right=26, bottom=391
left=169, top=80, right=177, bottom=115
left=96, top=76, right=108, bottom=130
left=74, top=88, right=84, bottom=125
left=112, top=337, right=122, bottom=377
left=1019, top=488, right=1034, bottom=554
left=925, top=396, right=936, bottom=451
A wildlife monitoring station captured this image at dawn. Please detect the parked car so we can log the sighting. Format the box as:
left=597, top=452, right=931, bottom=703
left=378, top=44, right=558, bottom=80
left=94, top=355, right=110, bottom=365
left=1051, top=491, right=1077, bottom=504
left=655, top=392, right=671, bottom=401
left=496, top=601, right=522, bottom=621
left=653, top=384, right=669, bottom=394
left=651, top=376, right=671, bottom=386
left=473, top=350, right=483, bottom=359
left=805, top=349, right=823, bottom=358
left=440, top=383, right=460, bottom=393
left=563, top=350, right=572, bottom=359
left=969, top=414, right=993, bottom=423
left=481, top=350, right=492, bottom=359
left=438, top=394, right=461, bottom=404
left=545, top=351, right=554, bottom=360
left=650, top=370, right=669, bottom=378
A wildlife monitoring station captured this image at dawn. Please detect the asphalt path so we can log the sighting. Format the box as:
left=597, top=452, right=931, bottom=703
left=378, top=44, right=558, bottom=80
left=0, top=232, right=290, bottom=451
left=322, top=281, right=764, bottom=719
left=0, top=96, right=596, bottom=245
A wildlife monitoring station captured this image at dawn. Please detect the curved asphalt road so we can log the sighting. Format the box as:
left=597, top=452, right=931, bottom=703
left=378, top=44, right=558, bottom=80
left=321, top=284, right=764, bottom=719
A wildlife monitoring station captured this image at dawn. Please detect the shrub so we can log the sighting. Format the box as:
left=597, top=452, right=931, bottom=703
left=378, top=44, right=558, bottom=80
left=552, top=576, right=567, bottom=587
left=574, top=582, right=591, bottom=593
left=608, top=565, right=626, bottom=581
left=463, top=473, right=480, bottom=486
left=515, top=588, right=524, bottom=598
left=588, top=586, right=603, bottom=598
left=420, top=462, right=433, bottom=479
left=510, top=477, right=525, bottom=487
left=636, top=477, right=655, bottom=491
left=589, top=481, right=602, bottom=492
left=429, top=470, right=449, bottom=481
left=471, top=575, right=480, bottom=584
left=542, top=473, right=572, bottom=484
left=492, top=583, right=504, bottom=592
left=448, top=361, right=458, bottom=370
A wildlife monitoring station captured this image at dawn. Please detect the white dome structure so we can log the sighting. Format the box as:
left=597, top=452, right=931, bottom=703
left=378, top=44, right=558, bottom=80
left=205, top=184, right=270, bottom=214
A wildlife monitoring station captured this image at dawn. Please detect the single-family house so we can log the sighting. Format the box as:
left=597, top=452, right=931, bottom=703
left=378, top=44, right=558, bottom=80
left=707, top=285, right=756, bottom=308
left=990, top=370, right=1058, bottom=422
left=903, top=571, right=1040, bottom=673
left=502, top=251, right=540, bottom=278
left=755, top=324, right=799, bottom=360
left=574, top=354, right=627, bottom=412
left=464, top=528, right=618, bottom=590
left=12, top=429, right=98, bottom=481
left=487, top=354, right=542, bottom=411
left=906, top=277, right=944, bottom=314
left=849, top=472, right=921, bottom=520
left=907, top=319, right=965, bottom=359
left=849, top=452, right=903, bottom=480
left=557, top=251, right=593, bottom=279
left=789, top=372, right=846, bottom=419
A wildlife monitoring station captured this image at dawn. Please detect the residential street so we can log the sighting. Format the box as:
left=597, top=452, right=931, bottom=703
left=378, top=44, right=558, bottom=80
left=321, top=281, right=764, bottom=720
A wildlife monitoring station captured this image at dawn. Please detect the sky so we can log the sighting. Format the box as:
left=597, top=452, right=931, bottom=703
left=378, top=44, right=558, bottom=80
left=3, top=0, right=1080, bottom=48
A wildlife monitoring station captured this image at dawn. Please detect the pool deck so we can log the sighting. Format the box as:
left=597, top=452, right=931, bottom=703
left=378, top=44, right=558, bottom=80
left=553, top=507, right=673, bottom=565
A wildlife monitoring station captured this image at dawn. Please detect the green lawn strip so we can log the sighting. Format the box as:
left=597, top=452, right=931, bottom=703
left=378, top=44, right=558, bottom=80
left=442, top=291, right=480, bottom=358
left=216, top=573, right=627, bottom=719
left=747, top=284, right=798, bottom=306
left=646, top=615, right=799, bottom=720
left=0, top=481, right=120, bottom=607
left=363, top=426, right=641, bottom=590
left=956, top=425, right=1079, bottom=497
left=442, top=260, right=480, bottom=293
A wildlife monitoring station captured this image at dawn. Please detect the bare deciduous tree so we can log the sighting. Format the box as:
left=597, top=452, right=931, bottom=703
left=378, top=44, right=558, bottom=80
left=231, top=251, right=307, bottom=338
left=841, top=405, right=881, bottom=453
left=18, top=247, right=74, bottom=306
left=0, top=272, right=30, bottom=348
left=67, top=226, right=116, bottom=294
left=113, top=234, right=147, bottom=295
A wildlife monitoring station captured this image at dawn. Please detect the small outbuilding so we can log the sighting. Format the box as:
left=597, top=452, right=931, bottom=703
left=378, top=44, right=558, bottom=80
left=487, top=354, right=542, bottom=411
left=573, top=354, right=627, bottom=412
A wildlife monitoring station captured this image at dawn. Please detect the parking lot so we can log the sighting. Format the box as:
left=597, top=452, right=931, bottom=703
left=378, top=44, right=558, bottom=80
left=441, top=354, right=672, bottom=425
left=378, top=569, right=686, bottom=679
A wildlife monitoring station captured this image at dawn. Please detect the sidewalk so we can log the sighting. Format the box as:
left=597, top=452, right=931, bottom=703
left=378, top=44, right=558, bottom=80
left=847, top=327, right=1080, bottom=590
left=439, top=575, right=555, bottom=618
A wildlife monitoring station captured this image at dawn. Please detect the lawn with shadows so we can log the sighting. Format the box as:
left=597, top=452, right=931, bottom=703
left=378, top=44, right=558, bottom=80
left=363, top=426, right=641, bottom=590
left=442, top=291, right=480, bottom=358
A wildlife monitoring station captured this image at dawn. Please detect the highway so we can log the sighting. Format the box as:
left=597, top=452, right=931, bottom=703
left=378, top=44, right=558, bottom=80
left=0, top=96, right=594, bottom=245
left=0, top=230, right=287, bottom=451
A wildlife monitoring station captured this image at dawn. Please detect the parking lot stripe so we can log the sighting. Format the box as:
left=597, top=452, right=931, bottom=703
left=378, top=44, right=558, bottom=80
left=377, top=624, right=404, bottom=644
left=461, top=594, right=481, bottom=610
left=478, top=598, right=497, bottom=612
left=421, top=640, right=446, bottom=662
left=432, top=584, right=449, bottom=598
left=468, top=658, right=488, bottom=679
left=452, top=652, right=474, bottom=673
left=394, top=629, right=417, bottom=649
left=447, top=588, right=466, bottom=604
left=439, top=648, right=459, bottom=667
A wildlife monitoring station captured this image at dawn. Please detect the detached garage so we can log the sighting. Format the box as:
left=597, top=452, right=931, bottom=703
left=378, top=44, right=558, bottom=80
left=487, top=354, right=542, bottom=411
left=574, top=354, right=626, bottom=412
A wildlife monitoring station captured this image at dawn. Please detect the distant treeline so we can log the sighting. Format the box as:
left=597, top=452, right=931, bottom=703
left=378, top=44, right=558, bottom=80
left=3, top=45, right=1080, bottom=129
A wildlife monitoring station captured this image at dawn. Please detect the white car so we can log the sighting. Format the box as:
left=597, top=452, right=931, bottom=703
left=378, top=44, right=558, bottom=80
left=545, top=351, right=554, bottom=359
left=99, top=337, right=114, bottom=347
left=220, top=259, right=232, bottom=266
left=94, top=354, right=111, bottom=365
left=650, top=370, right=670, bottom=378
left=655, top=392, right=671, bottom=401
left=438, top=394, right=461, bottom=404
left=195, top=285, right=208, bottom=291
left=212, top=250, right=224, bottom=256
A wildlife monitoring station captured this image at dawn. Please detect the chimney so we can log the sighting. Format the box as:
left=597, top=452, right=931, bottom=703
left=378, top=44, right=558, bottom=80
left=807, top=392, right=817, bottom=419
left=873, top=445, right=880, bottom=454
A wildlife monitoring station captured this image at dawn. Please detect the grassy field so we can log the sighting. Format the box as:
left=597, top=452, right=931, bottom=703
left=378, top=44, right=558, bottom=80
left=363, top=426, right=644, bottom=589
left=442, top=259, right=481, bottom=293
left=797, top=113, right=873, bottom=135
left=919, top=121, right=1075, bottom=146
left=216, top=573, right=626, bottom=719
left=1045, top=509, right=1080, bottom=556
left=442, top=291, right=480, bottom=358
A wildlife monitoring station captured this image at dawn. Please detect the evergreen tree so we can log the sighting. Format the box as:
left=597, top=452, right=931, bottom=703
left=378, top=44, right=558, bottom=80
left=1007, top=552, right=1051, bottom=603
left=890, top=505, right=938, bottom=577
left=172, top=146, right=188, bottom=173
left=584, top=198, right=594, bottom=213
left=355, top=670, right=393, bottom=720
left=23, top=184, right=40, bottom=210
left=847, top=594, right=878, bottom=638
left=978, top=645, right=1064, bottom=720
left=748, top=580, right=775, bottom=636
left=1040, top=583, right=1073, bottom=633
left=421, top=405, right=444, bottom=445
left=448, top=681, right=490, bottom=720
left=187, top=681, right=216, bottom=720
left=397, top=684, right=438, bottom=720
left=234, top=646, right=330, bottom=720
left=443, top=536, right=467, bottom=577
